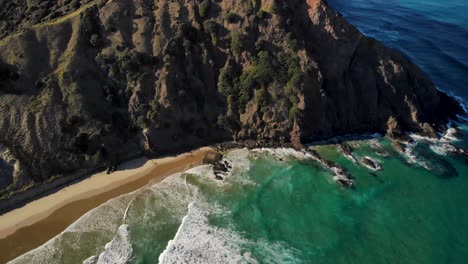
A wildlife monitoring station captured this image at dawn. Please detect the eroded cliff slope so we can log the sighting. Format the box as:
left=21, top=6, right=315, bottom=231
left=0, top=0, right=461, bottom=202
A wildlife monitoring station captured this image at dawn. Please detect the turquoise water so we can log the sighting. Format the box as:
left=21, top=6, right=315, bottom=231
left=10, top=0, right=468, bottom=263
left=10, top=126, right=468, bottom=263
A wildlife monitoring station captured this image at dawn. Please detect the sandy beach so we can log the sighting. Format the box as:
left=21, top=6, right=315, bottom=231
left=0, top=147, right=215, bottom=263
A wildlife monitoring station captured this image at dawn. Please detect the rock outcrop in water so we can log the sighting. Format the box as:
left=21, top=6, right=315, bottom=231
left=0, top=0, right=463, bottom=208
left=307, top=148, right=354, bottom=188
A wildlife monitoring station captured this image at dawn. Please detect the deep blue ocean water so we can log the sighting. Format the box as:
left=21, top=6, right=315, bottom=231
left=328, top=0, right=468, bottom=104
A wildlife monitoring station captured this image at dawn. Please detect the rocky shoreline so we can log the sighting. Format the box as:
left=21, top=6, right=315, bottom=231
left=2, top=125, right=468, bottom=215
left=203, top=123, right=468, bottom=190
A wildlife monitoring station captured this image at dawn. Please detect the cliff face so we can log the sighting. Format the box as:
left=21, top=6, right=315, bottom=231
left=0, top=0, right=461, bottom=200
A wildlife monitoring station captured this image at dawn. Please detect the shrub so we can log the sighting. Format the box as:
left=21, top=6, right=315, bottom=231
left=278, top=51, right=304, bottom=95
left=136, top=116, right=149, bottom=129
left=289, top=104, right=299, bottom=121
left=218, top=61, right=239, bottom=96
left=286, top=32, right=298, bottom=51
left=254, top=87, right=267, bottom=107
left=286, top=72, right=303, bottom=94
left=217, top=114, right=232, bottom=131
left=150, top=99, right=159, bottom=112
left=69, top=0, right=81, bottom=9
left=147, top=111, right=158, bottom=123
left=256, top=10, right=268, bottom=20
left=91, top=149, right=104, bottom=165
left=198, top=0, right=211, bottom=18
left=224, top=12, right=238, bottom=23
left=203, top=20, right=217, bottom=33
left=203, top=20, right=218, bottom=45
left=231, top=31, right=245, bottom=58
left=89, top=34, right=100, bottom=47
left=237, top=51, right=275, bottom=110
left=288, top=94, right=299, bottom=104
left=227, top=95, right=237, bottom=113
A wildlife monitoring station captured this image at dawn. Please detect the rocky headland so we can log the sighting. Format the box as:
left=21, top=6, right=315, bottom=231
left=0, top=0, right=464, bottom=212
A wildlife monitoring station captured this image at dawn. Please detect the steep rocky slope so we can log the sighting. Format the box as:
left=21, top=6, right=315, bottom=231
left=0, top=0, right=462, bottom=206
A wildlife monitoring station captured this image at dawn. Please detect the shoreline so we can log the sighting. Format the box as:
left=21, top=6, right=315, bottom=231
left=1, top=126, right=466, bottom=263
left=0, top=147, right=215, bottom=264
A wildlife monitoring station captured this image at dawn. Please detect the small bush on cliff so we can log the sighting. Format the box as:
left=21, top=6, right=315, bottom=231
left=136, top=116, right=149, bottom=129
left=203, top=20, right=218, bottom=45
left=278, top=51, right=303, bottom=98
left=254, top=87, right=268, bottom=107
left=238, top=51, right=275, bottom=111
left=242, top=51, right=275, bottom=87
left=89, top=34, right=101, bottom=47
left=91, top=149, right=105, bottom=165
left=289, top=104, right=300, bottom=121
left=198, top=0, right=211, bottom=18
left=218, top=60, right=239, bottom=97
left=256, top=10, right=268, bottom=20
left=217, top=114, right=233, bottom=132
left=68, top=0, right=81, bottom=9
left=203, top=20, right=217, bottom=33
left=224, top=12, right=238, bottom=23
left=286, top=33, right=299, bottom=51
left=231, top=31, right=245, bottom=58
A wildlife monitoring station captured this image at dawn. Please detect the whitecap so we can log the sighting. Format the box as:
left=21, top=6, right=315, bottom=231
left=158, top=202, right=298, bottom=264
left=404, top=143, right=431, bottom=170
left=252, top=147, right=313, bottom=161
left=441, top=127, right=460, bottom=142
left=82, top=255, right=98, bottom=264
left=158, top=202, right=256, bottom=264
left=95, top=225, right=133, bottom=264
left=430, top=144, right=457, bottom=156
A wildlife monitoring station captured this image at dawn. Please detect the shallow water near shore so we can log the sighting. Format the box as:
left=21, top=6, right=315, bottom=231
left=10, top=124, right=468, bottom=264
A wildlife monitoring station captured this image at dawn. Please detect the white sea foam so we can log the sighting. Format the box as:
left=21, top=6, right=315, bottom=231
left=343, top=152, right=358, bottom=164
left=11, top=148, right=301, bottom=264
left=368, top=138, right=382, bottom=149
left=441, top=127, right=460, bottom=142
left=185, top=165, right=215, bottom=179
left=158, top=202, right=298, bottom=264
left=187, top=149, right=257, bottom=186
left=430, top=143, right=457, bottom=156
left=252, top=147, right=313, bottom=161
left=82, top=255, right=98, bottom=264
left=95, top=225, right=133, bottom=264
left=408, top=126, right=461, bottom=157
left=223, top=148, right=251, bottom=175
left=146, top=174, right=199, bottom=217
left=404, top=143, right=431, bottom=170
left=10, top=192, right=136, bottom=264
left=10, top=171, right=201, bottom=264
left=158, top=202, right=256, bottom=264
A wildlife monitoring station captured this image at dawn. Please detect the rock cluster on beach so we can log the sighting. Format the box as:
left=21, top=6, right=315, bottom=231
left=0, top=0, right=463, bottom=208
left=203, top=151, right=232, bottom=180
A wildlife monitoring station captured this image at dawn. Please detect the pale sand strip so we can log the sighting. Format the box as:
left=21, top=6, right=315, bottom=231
left=0, top=147, right=214, bottom=264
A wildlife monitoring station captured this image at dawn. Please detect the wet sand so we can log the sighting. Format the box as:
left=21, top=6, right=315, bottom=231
left=0, top=147, right=214, bottom=263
